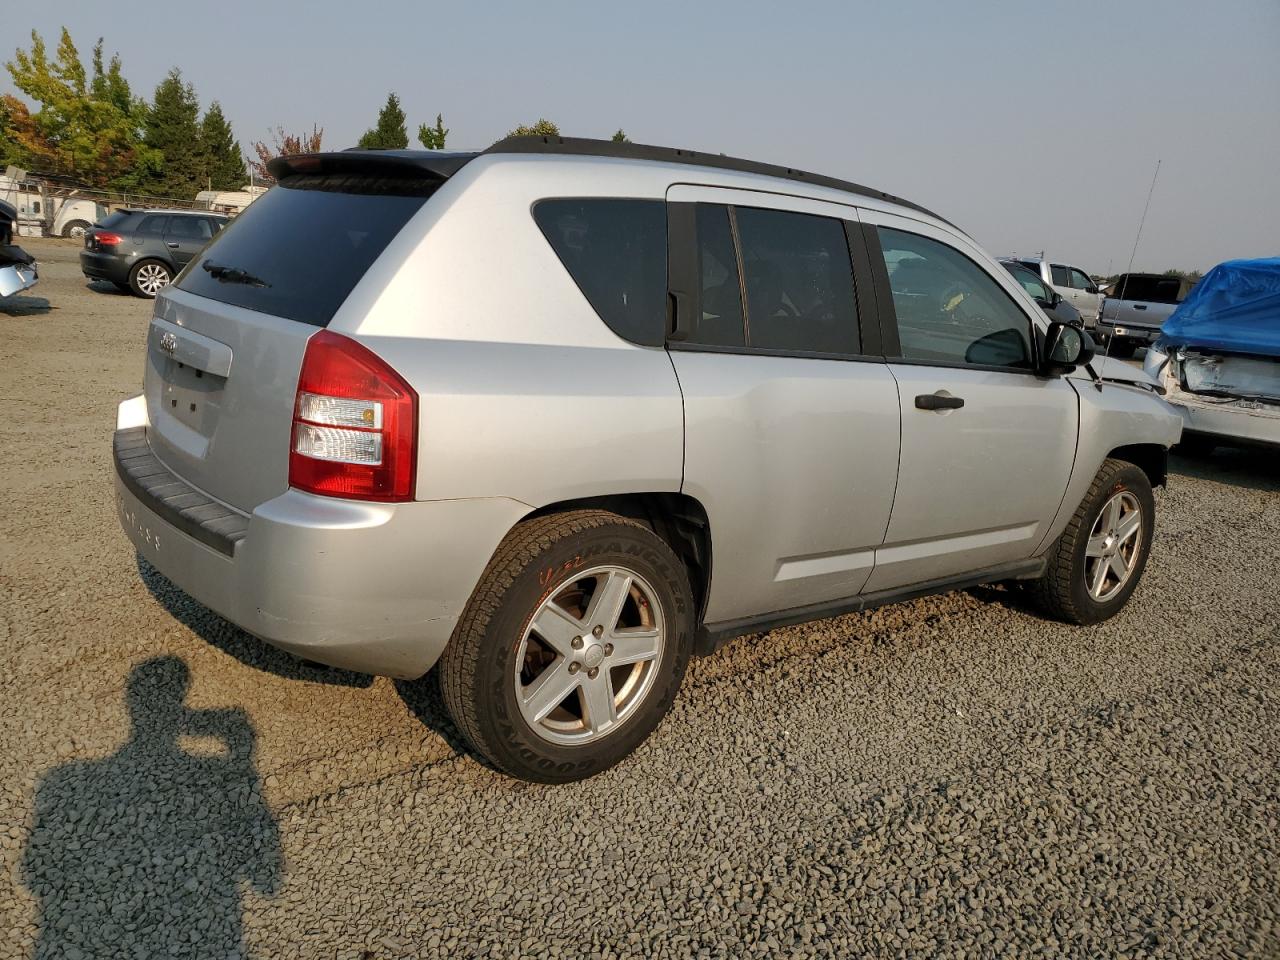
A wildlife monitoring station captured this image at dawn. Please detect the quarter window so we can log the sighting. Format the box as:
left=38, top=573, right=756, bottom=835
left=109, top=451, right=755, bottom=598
left=533, top=198, right=668, bottom=346
left=878, top=227, right=1034, bottom=369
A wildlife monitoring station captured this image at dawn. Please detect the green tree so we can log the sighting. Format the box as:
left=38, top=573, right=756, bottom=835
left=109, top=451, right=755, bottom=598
left=138, top=68, right=202, bottom=197
left=611, top=128, right=629, bottom=143
left=416, top=113, right=448, bottom=150
left=357, top=92, right=408, bottom=149
left=200, top=101, right=246, bottom=190
left=507, top=118, right=559, bottom=137
left=4, top=28, right=147, bottom=186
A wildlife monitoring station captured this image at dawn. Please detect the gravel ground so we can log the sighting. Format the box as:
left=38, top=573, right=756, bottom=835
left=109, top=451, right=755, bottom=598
left=2, top=237, right=1279, bottom=959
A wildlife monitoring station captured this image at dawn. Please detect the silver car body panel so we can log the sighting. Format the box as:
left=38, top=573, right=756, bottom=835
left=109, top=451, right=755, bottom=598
left=114, top=150, right=1183, bottom=677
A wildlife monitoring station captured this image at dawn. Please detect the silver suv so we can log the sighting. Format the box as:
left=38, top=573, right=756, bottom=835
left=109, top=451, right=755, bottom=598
left=114, top=137, right=1182, bottom=782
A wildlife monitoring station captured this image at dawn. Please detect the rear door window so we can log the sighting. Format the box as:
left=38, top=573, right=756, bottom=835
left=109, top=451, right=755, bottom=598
left=166, top=217, right=213, bottom=241
left=691, top=204, right=746, bottom=348
left=533, top=198, right=668, bottom=346
left=135, top=215, right=169, bottom=235
left=734, top=207, right=859, bottom=355
left=1050, top=264, right=1070, bottom=286
left=178, top=174, right=437, bottom=327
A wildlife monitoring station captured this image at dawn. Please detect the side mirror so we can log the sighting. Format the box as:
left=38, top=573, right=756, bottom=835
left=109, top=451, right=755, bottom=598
left=1042, top=321, right=1095, bottom=375
left=1052, top=290, right=1064, bottom=306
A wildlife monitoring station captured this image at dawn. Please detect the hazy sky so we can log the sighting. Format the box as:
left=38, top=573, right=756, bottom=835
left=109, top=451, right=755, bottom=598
left=6, top=0, right=1278, bottom=272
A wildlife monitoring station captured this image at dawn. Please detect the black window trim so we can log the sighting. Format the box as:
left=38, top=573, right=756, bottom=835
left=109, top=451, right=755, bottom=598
left=666, top=199, right=882, bottom=362
left=867, top=222, right=1048, bottom=377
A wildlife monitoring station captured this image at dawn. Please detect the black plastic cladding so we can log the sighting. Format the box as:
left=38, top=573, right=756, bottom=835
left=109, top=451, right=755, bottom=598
left=270, top=137, right=952, bottom=229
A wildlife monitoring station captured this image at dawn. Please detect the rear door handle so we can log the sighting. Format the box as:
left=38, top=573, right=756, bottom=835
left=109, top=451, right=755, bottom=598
left=1133, top=304, right=1147, bottom=310
left=915, top=392, right=965, bottom=411
left=166, top=241, right=179, bottom=248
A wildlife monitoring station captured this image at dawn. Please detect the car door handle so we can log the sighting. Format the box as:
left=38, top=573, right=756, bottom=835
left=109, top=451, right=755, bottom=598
left=915, top=393, right=965, bottom=411
left=1133, top=304, right=1147, bottom=310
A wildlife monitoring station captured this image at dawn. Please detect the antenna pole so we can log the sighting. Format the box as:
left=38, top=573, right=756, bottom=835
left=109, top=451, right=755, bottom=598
left=1101, top=159, right=1162, bottom=369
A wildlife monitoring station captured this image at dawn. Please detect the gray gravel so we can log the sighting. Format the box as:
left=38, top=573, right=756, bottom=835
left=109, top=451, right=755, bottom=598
left=2, top=237, right=1279, bottom=959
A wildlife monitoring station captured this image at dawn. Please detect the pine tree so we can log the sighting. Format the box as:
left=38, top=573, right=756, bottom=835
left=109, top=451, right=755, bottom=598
left=200, top=101, right=246, bottom=190
left=139, top=68, right=202, bottom=197
left=416, top=113, right=448, bottom=150
left=357, top=93, right=408, bottom=150
left=611, top=128, right=629, bottom=143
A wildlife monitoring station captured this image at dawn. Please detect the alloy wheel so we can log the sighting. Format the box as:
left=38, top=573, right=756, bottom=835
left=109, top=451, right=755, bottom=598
left=1085, top=490, right=1142, bottom=602
left=136, top=263, right=170, bottom=296
left=515, top=565, right=665, bottom=746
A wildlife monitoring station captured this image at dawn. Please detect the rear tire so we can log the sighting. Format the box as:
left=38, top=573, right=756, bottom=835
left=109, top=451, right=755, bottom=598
left=440, top=510, right=694, bottom=783
left=128, top=259, right=172, bottom=298
left=61, top=219, right=92, bottom=239
left=1176, top=434, right=1217, bottom=458
left=1027, top=459, right=1155, bottom=625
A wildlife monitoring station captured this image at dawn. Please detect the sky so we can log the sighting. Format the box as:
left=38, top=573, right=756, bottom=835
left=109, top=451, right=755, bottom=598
left=5, top=0, right=1278, bottom=273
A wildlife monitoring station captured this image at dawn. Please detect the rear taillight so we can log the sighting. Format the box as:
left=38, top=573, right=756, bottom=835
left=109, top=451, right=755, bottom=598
left=95, top=231, right=123, bottom=248
left=288, top=331, right=417, bottom=502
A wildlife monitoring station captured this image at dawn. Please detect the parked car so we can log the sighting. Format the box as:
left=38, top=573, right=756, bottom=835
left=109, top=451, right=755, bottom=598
left=1007, top=256, right=1102, bottom=328
left=113, top=137, right=1181, bottom=782
left=999, top=259, right=1083, bottom=327
left=1144, top=259, right=1280, bottom=452
left=1097, top=273, right=1197, bottom=358
left=81, top=209, right=228, bottom=297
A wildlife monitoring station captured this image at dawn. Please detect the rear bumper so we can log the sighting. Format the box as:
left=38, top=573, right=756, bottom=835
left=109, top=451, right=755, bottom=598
left=113, top=409, right=530, bottom=678
left=80, top=250, right=131, bottom=283
left=1097, top=320, right=1162, bottom=344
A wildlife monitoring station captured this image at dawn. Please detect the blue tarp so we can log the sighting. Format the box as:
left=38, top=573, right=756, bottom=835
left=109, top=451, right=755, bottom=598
left=1159, top=258, right=1280, bottom=357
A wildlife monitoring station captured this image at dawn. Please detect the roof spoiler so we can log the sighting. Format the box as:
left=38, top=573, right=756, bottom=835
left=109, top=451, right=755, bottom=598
left=483, top=135, right=953, bottom=227
left=267, top=150, right=478, bottom=182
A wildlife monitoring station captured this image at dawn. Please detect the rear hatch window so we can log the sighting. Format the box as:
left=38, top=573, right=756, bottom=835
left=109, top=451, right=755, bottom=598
left=175, top=173, right=436, bottom=327
left=1112, top=275, right=1186, bottom=304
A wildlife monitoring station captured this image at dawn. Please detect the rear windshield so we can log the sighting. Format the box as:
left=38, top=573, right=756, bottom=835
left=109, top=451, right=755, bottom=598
left=1112, top=274, right=1187, bottom=304
left=98, top=211, right=131, bottom=229
left=176, top=174, right=435, bottom=327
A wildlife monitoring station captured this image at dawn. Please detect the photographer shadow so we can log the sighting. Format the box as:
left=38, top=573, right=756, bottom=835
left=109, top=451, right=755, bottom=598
left=21, top=657, right=282, bottom=959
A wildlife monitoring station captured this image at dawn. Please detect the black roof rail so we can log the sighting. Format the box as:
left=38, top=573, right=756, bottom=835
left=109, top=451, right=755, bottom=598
left=483, top=135, right=952, bottom=226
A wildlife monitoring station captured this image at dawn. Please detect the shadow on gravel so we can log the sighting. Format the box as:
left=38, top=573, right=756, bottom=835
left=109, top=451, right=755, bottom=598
left=21, top=657, right=282, bottom=959
left=394, top=671, right=493, bottom=771
left=1169, top=448, right=1280, bottom=493
left=0, top=293, right=52, bottom=315
left=87, top=279, right=130, bottom=296
left=139, top=556, right=374, bottom=688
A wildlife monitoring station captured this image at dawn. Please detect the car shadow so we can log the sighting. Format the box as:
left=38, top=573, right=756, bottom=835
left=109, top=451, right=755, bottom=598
left=20, top=656, right=282, bottom=959
left=0, top=293, right=52, bottom=315
left=137, top=555, right=373, bottom=689
left=394, top=671, right=494, bottom=771
left=1170, top=447, right=1280, bottom=493
left=86, top=279, right=132, bottom=296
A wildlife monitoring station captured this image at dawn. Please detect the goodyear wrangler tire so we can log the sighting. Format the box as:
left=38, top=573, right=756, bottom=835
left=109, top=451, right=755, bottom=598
left=440, top=510, right=694, bottom=783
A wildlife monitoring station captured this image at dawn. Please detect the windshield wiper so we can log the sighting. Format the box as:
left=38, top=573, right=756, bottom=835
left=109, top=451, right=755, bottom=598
left=202, top=261, right=270, bottom=287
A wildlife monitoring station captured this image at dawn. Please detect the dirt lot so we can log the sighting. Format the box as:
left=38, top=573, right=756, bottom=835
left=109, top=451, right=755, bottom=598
left=2, top=236, right=1279, bottom=959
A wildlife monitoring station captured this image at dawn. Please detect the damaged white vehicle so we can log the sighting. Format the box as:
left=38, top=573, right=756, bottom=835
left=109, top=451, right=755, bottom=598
left=1, top=199, right=39, bottom=299
left=1145, top=258, right=1280, bottom=453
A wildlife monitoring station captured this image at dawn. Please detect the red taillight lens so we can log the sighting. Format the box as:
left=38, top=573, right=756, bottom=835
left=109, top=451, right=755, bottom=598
left=95, top=231, right=123, bottom=247
left=288, top=331, right=418, bottom=502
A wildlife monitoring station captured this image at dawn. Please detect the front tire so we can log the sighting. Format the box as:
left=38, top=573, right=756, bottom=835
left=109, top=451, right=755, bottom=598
left=129, top=259, right=173, bottom=298
left=1028, top=458, right=1155, bottom=625
left=61, top=219, right=92, bottom=239
left=440, top=510, right=694, bottom=783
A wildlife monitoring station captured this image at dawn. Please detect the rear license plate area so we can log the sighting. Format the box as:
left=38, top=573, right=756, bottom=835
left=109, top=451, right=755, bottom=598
left=160, top=358, right=224, bottom=434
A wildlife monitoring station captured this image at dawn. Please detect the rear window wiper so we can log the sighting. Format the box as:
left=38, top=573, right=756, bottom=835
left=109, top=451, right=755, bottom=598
left=202, top=261, right=271, bottom=287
